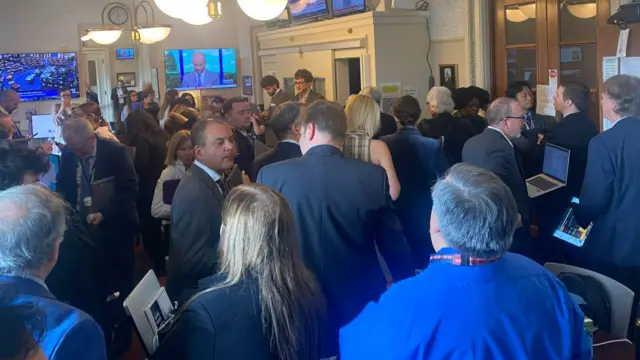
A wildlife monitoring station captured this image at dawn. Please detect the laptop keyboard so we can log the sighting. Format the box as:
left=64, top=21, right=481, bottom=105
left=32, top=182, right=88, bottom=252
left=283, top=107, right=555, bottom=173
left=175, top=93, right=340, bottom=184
left=528, top=176, right=558, bottom=191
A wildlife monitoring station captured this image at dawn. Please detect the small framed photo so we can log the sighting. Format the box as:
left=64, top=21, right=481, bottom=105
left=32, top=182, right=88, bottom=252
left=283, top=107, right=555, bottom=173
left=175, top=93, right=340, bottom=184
left=117, top=72, right=136, bottom=87
left=439, top=64, right=458, bottom=90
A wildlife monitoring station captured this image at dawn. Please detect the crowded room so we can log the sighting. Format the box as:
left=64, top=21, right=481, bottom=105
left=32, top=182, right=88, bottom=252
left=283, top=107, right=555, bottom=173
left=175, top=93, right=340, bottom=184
left=1, top=0, right=640, bottom=359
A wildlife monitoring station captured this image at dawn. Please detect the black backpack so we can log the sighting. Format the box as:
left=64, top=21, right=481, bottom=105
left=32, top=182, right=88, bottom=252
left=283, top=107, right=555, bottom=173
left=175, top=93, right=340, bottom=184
left=558, top=272, right=611, bottom=333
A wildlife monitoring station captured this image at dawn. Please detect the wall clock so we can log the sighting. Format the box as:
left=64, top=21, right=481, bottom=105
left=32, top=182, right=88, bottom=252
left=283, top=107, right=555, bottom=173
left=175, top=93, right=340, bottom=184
left=108, top=5, right=129, bottom=26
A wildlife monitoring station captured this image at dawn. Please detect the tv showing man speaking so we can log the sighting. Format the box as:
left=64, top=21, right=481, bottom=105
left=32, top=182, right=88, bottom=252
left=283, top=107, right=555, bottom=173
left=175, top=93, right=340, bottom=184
left=164, top=48, right=237, bottom=90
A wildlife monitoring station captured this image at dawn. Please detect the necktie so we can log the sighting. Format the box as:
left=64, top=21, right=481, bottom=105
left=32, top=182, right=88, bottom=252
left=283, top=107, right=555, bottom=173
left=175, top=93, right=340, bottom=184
left=215, top=178, right=229, bottom=197
left=81, top=156, right=94, bottom=200
left=197, top=74, right=202, bottom=87
left=525, top=113, right=534, bottom=130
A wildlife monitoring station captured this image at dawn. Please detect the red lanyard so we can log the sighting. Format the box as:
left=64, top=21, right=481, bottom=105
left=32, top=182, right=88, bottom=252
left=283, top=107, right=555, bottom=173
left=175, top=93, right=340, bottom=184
left=429, top=252, right=502, bottom=266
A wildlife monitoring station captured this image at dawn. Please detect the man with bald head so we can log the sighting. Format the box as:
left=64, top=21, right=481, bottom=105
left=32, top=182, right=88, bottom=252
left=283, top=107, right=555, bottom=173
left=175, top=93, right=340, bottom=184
left=0, top=90, right=25, bottom=139
left=57, top=115, right=138, bottom=353
left=180, top=51, right=221, bottom=89
left=462, top=97, right=532, bottom=258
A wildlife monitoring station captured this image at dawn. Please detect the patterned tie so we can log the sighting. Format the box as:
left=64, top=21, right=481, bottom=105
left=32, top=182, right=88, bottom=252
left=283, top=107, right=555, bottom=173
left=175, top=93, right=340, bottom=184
left=215, top=178, right=229, bottom=197
left=525, top=113, right=534, bottom=130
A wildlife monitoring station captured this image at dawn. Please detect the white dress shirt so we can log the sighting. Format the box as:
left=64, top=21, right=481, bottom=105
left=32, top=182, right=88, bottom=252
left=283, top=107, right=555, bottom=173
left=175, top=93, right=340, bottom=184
left=151, top=160, right=190, bottom=221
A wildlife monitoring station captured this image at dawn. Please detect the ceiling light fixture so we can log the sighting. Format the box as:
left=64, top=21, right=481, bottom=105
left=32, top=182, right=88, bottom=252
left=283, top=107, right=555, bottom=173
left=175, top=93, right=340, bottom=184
left=567, top=3, right=597, bottom=19
left=518, top=4, right=537, bottom=19
left=237, top=0, right=288, bottom=21
left=506, top=8, right=529, bottom=22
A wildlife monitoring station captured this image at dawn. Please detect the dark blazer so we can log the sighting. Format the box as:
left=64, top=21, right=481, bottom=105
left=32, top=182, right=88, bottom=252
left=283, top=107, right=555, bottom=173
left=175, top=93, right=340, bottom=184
left=130, top=131, right=169, bottom=205
left=576, top=117, right=640, bottom=266
left=269, top=89, right=297, bottom=108
left=517, top=112, right=557, bottom=178
left=0, top=276, right=106, bottom=360
left=374, top=112, right=398, bottom=139
left=153, top=274, right=324, bottom=360
left=251, top=140, right=302, bottom=181
left=460, top=114, right=488, bottom=135
left=462, top=128, right=530, bottom=222
left=86, top=90, right=99, bottom=104
left=57, top=137, right=139, bottom=229
left=299, top=90, right=324, bottom=105
left=536, top=112, right=598, bottom=239
left=419, top=112, right=476, bottom=165
left=111, top=87, right=127, bottom=109
left=381, top=127, right=447, bottom=269
left=257, top=145, right=413, bottom=352
left=233, top=130, right=255, bottom=175
left=168, top=164, right=224, bottom=303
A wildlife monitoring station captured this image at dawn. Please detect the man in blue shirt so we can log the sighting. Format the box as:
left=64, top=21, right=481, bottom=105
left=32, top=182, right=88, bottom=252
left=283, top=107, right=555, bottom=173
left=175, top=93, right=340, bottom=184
left=340, top=163, right=591, bottom=360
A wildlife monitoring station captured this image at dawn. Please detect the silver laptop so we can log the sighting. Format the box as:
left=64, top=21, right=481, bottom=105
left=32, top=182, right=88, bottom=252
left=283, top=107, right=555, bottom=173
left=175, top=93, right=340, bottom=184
left=526, top=143, right=570, bottom=198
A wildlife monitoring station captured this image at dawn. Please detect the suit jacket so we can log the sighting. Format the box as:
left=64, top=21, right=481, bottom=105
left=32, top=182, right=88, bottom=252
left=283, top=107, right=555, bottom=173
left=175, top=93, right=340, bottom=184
left=131, top=131, right=169, bottom=206
left=462, top=128, right=530, bottom=221
left=374, top=112, right=398, bottom=139
left=233, top=129, right=255, bottom=175
left=576, top=117, right=640, bottom=266
left=181, top=70, right=221, bottom=89
left=419, top=112, right=476, bottom=165
left=57, top=137, right=139, bottom=229
left=299, top=90, right=325, bottom=105
left=0, top=276, right=106, bottom=360
left=167, top=164, right=224, bottom=303
left=269, top=88, right=297, bottom=108
left=86, top=90, right=99, bottom=104
left=516, top=112, right=556, bottom=178
left=381, top=127, right=447, bottom=269
left=250, top=140, right=302, bottom=181
left=111, top=87, right=128, bottom=109
left=257, top=145, right=413, bottom=352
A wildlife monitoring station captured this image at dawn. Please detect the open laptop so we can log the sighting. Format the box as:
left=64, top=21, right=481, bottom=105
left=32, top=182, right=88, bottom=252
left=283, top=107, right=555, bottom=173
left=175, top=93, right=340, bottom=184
left=526, top=143, right=570, bottom=198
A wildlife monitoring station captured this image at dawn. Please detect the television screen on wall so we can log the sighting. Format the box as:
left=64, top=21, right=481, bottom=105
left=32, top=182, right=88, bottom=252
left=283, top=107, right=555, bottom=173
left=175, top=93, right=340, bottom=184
left=0, top=52, right=80, bottom=102
left=163, top=48, right=237, bottom=90
left=332, top=0, right=366, bottom=17
left=116, top=48, right=135, bottom=60
left=288, top=0, right=329, bottom=21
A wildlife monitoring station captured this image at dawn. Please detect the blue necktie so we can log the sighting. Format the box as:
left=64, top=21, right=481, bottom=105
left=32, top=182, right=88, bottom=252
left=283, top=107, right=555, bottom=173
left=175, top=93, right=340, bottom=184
left=525, top=113, right=534, bottom=130
left=80, top=157, right=93, bottom=200
left=197, top=74, right=202, bottom=87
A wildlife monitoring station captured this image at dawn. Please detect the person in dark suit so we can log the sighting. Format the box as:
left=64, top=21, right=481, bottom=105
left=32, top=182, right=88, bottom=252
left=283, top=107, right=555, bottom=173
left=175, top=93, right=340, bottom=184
left=294, top=69, right=324, bottom=105
left=261, top=75, right=297, bottom=110
left=381, top=96, right=447, bottom=270
left=222, top=97, right=255, bottom=174
left=257, top=100, right=413, bottom=354
left=56, top=116, right=138, bottom=355
left=180, top=52, right=221, bottom=89
left=360, top=86, right=398, bottom=138
left=167, top=119, right=236, bottom=304
left=506, top=81, right=556, bottom=178
left=86, top=84, right=99, bottom=104
left=153, top=184, right=327, bottom=360
left=462, top=97, right=531, bottom=257
left=575, top=75, right=640, bottom=335
left=111, top=80, right=128, bottom=128
left=0, top=185, right=107, bottom=360
left=251, top=101, right=303, bottom=181
left=536, top=82, right=599, bottom=262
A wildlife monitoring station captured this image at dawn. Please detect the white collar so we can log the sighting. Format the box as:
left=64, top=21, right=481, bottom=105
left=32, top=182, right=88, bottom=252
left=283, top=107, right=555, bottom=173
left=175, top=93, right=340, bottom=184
left=487, top=126, right=513, bottom=147
left=280, top=139, right=299, bottom=145
left=194, top=160, right=221, bottom=182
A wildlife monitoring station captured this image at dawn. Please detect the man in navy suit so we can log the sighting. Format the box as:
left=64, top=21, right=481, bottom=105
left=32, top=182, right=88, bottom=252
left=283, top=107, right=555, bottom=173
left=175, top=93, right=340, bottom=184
left=257, top=100, right=413, bottom=354
left=0, top=185, right=106, bottom=360
left=222, top=97, right=256, bottom=174
left=251, top=101, right=303, bottom=181
left=181, top=52, right=221, bottom=89
left=576, top=75, right=640, bottom=335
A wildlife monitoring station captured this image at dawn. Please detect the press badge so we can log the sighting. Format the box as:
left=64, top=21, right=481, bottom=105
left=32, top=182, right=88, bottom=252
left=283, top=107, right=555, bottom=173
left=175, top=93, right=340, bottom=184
left=83, top=196, right=93, bottom=207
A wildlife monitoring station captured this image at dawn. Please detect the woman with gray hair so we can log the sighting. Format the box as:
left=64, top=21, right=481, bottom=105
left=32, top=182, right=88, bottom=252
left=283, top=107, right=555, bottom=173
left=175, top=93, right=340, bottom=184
left=340, top=164, right=591, bottom=359
left=153, top=184, right=328, bottom=360
left=419, top=86, right=475, bottom=165
left=575, top=74, right=640, bottom=333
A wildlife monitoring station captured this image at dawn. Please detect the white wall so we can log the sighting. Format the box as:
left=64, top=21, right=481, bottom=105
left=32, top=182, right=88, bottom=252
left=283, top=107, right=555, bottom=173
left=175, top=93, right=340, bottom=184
left=0, top=0, right=257, bottom=127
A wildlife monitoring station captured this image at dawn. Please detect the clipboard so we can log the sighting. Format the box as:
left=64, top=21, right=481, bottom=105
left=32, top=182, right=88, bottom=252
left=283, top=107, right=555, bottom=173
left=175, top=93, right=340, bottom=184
left=91, top=176, right=115, bottom=212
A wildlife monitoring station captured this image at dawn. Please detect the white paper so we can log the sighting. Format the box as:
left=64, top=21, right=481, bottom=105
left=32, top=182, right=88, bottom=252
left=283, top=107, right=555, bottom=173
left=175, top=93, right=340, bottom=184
left=535, top=85, right=556, bottom=117
left=548, top=69, right=558, bottom=88
left=403, top=86, right=418, bottom=98
left=620, top=57, right=640, bottom=78
left=616, top=29, right=630, bottom=58
left=603, top=57, right=619, bottom=82
left=380, top=82, right=402, bottom=115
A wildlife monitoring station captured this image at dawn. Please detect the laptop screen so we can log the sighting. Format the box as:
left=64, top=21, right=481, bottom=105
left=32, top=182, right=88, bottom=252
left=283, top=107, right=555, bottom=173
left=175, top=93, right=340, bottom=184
left=543, top=143, right=570, bottom=182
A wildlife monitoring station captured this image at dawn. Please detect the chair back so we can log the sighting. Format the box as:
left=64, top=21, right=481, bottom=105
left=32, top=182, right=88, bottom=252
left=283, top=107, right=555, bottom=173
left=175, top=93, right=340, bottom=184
left=544, top=262, right=634, bottom=339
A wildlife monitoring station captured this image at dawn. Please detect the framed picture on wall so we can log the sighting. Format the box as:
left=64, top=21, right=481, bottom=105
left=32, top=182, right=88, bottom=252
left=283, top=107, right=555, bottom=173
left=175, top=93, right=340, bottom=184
left=117, top=72, right=136, bottom=87
left=439, top=64, right=458, bottom=91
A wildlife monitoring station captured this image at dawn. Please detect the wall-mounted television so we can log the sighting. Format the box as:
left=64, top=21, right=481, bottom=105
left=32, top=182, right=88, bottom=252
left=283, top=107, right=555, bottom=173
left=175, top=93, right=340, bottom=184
left=164, top=48, right=237, bottom=90
left=0, top=52, right=79, bottom=102
left=332, top=0, right=366, bottom=17
left=116, top=48, right=135, bottom=60
left=288, top=0, right=329, bottom=22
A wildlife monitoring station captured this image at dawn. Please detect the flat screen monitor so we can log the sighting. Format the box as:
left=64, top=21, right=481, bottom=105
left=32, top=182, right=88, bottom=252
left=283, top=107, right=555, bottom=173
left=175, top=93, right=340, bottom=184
left=332, top=0, right=366, bottom=16
left=163, top=48, right=237, bottom=91
left=31, top=114, right=56, bottom=139
left=0, top=52, right=80, bottom=102
left=288, top=0, right=329, bottom=21
left=116, top=48, right=135, bottom=60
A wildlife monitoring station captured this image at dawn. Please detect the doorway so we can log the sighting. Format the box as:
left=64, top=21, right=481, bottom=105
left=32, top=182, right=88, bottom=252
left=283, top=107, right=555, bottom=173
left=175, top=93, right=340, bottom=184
left=334, top=57, right=362, bottom=105
left=82, top=48, right=112, bottom=122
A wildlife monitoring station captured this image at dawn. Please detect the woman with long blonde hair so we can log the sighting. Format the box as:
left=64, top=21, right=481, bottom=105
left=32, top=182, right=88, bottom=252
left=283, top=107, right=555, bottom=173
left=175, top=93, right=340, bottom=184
left=344, top=94, right=401, bottom=200
left=154, top=184, right=327, bottom=360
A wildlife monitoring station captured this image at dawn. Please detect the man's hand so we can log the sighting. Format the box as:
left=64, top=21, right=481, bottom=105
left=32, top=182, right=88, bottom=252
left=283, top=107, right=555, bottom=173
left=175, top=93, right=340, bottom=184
left=241, top=171, right=250, bottom=185
left=86, top=212, right=104, bottom=225
left=251, top=116, right=266, bottom=136
left=36, top=142, right=53, bottom=154
left=537, top=134, right=544, bottom=145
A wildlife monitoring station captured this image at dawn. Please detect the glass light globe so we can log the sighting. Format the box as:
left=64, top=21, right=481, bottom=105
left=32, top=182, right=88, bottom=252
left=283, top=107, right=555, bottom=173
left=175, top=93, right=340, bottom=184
left=518, top=4, right=536, bottom=19
left=137, top=26, right=172, bottom=44
left=88, top=29, right=123, bottom=45
left=154, top=0, right=184, bottom=18
left=181, top=5, right=212, bottom=25
left=237, top=0, right=288, bottom=21
left=505, top=8, right=529, bottom=22
left=567, top=3, right=597, bottom=19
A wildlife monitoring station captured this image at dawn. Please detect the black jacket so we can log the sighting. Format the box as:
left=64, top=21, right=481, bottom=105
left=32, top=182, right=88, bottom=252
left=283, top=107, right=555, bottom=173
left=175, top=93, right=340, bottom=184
left=374, top=112, right=398, bottom=139
left=251, top=140, right=301, bottom=181
left=233, top=130, right=255, bottom=175
left=419, top=112, right=476, bottom=165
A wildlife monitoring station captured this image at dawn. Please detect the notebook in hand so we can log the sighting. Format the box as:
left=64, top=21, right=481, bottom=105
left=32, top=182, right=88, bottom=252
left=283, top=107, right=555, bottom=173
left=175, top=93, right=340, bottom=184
left=162, top=179, right=181, bottom=205
left=91, top=176, right=115, bottom=213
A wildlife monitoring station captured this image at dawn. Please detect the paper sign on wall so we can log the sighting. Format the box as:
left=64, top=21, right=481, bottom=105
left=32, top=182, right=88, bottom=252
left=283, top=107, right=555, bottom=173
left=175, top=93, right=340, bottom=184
left=616, top=29, right=630, bottom=58
left=380, top=82, right=402, bottom=115
left=403, top=86, right=418, bottom=98
left=602, top=57, right=619, bottom=82
left=535, top=85, right=556, bottom=117
left=548, top=69, right=558, bottom=88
